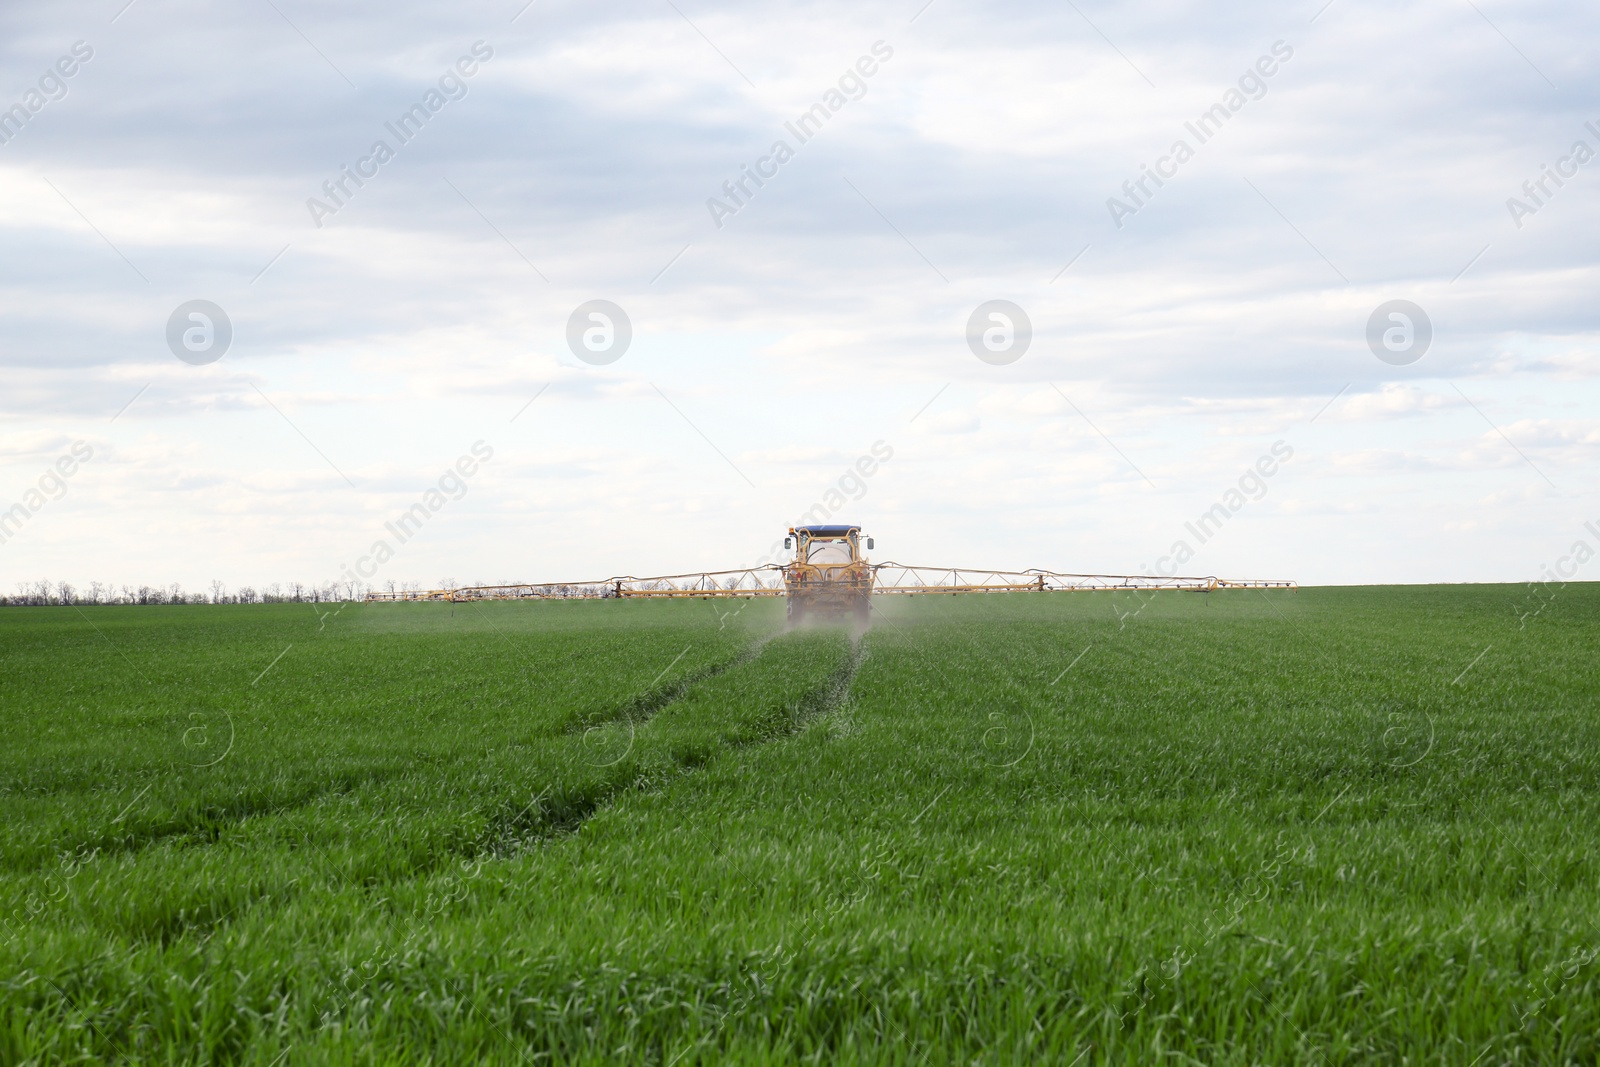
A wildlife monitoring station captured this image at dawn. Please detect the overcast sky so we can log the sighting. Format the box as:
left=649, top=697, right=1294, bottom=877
left=1, top=0, right=1596, bottom=592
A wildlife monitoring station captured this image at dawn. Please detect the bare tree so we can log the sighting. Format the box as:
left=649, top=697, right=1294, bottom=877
left=0, top=576, right=387, bottom=608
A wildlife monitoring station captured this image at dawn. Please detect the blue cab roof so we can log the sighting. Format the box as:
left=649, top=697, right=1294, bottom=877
left=794, top=525, right=859, bottom=536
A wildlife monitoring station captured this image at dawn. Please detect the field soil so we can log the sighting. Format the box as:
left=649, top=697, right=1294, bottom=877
left=2, top=586, right=1598, bottom=1064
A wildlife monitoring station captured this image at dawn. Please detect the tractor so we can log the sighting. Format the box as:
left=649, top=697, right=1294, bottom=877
left=783, top=524, right=874, bottom=627
left=366, top=525, right=1298, bottom=606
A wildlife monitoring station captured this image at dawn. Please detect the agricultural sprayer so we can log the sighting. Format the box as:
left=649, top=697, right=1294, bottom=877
left=365, top=524, right=1295, bottom=621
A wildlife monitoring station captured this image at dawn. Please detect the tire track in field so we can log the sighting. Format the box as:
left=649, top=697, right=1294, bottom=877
left=23, top=635, right=866, bottom=950
left=8, top=629, right=794, bottom=874
left=565, top=625, right=789, bottom=734
left=478, top=631, right=865, bottom=858
left=23, top=632, right=852, bottom=878
left=1, top=767, right=415, bottom=875
left=745, top=630, right=866, bottom=743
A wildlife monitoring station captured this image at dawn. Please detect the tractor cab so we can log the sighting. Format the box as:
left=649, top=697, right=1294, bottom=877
left=782, top=525, right=875, bottom=625
left=785, top=525, right=874, bottom=566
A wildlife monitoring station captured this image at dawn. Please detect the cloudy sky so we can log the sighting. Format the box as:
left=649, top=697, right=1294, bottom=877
left=1, top=0, right=1596, bottom=593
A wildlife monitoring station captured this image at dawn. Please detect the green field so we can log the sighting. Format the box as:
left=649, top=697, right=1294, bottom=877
left=2, top=586, right=1598, bottom=1064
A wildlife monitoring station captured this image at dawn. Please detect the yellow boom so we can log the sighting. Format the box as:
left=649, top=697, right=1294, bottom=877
left=364, top=524, right=1294, bottom=608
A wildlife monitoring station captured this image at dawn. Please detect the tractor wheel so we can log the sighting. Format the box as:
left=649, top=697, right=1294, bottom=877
left=854, top=597, right=871, bottom=628
left=787, top=600, right=805, bottom=628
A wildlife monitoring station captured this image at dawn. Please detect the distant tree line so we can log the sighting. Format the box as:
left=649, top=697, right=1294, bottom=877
left=0, top=580, right=361, bottom=606
left=0, top=579, right=501, bottom=606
